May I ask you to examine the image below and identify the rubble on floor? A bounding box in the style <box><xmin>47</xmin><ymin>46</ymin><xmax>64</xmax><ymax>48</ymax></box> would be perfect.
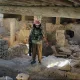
<box><xmin>0</xmin><ymin>55</ymin><xmax>79</xmax><ymax>80</ymax></box>
<box><xmin>16</xmin><ymin>73</ymin><xmax>29</xmax><ymax>80</ymax></box>
<box><xmin>58</xmin><ymin>63</ymin><xmax>71</xmax><ymax>71</ymax></box>
<box><xmin>0</xmin><ymin>76</ymin><xmax>13</xmax><ymax>80</ymax></box>
<box><xmin>0</xmin><ymin>37</ymin><xmax>80</xmax><ymax>80</ymax></box>
<box><xmin>41</xmin><ymin>56</ymin><xmax>71</xmax><ymax>69</ymax></box>
<box><xmin>59</xmin><ymin>47</ymin><xmax>72</xmax><ymax>55</ymax></box>
<box><xmin>7</xmin><ymin>44</ymin><xmax>28</xmax><ymax>59</ymax></box>
<box><xmin>66</xmin><ymin>72</ymin><xmax>80</xmax><ymax>79</ymax></box>
<box><xmin>69</xmin><ymin>45</ymin><xmax>80</xmax><ymax>52</ymax></box>
<box><xmin>56</xmin><ymin>39</ymin><xmax>80</xmax><ymax>60</ymax></box>
<box><xmin>0</xmin><ymin>39</ymin><xmax>8</xmax><ymax>59</ymax></box>
<box><xmin>68</xmin><ymin>40</ymin><xmax>78</xmax><ymax>45</ymax></box>
<box><xmin>73</xmin><ymin>61</ymin><xmax>80</xmax><ymax>68</ymax></box>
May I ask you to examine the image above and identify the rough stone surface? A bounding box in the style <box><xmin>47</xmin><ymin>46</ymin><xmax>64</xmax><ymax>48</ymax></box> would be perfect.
<box><xmin>16</xmin><ymin>73</ymin><xmax>29</xmax><ymax>80</ymax></box>
<box><xmin>0</xmin><ymin>39</ymin><xmax>8</xmax><ymax>59</ymax></box>
<box><xmin>0</xmin><ymin>76</ymin><xmax>13</xmax><ymax>80</ymax></box>
<box><xmin>69</xmin><ymin>45</ymin><xmax>80</xmax><ymax>52</ymax></box>
<box><xmin>0</xmin><ymin>6</ymin><xmax>80</xmax><ymax>18</ymax></box>
<box><xmin>59</xmin><ymin>47</ymin><xmax>72</xmax><ymax>55</ymax></box>
<box><xmin>0</xmin><ymin>55</ymin><xmax>79</xmax><ymax>80</ymax></box>
<box><xmin>7</xmin><ymin>44</ymin><xmax>28</xmax><ymax>59</ymax></box>
<box><xmin>66</xmin><ymin>72</ymin><xmax>80</xmax><ymax>80</ymax></box>
<box><xmin>0</xmin><ymin>0</ymin><xmax>80</xmax><ymax>7</ymax></box>
<box><xmin>59</xmin><ymin>64</ymin><xmax>71</xmax><ymax>71</ymax></box>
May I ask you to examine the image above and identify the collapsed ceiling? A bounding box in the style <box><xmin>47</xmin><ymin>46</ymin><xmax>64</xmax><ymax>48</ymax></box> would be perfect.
<box><xmin>0</xmin><ymin>0</ymin><xmax>80</xmax><ymax>7</ymax></box>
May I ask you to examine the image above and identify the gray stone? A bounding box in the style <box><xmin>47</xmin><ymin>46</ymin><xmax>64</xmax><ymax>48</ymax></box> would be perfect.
<box><xmin>69</xmin><ymin>45</ymin><xmax>80</xmax><ymax>52</ymax></box>
<box><xmin>7</xmin><ymin>44</ymin><xmax>28</xmax><ymax>59</ymax></box>
<box><xmin>58</xmin><ymin>63</ymin><xmax>71</xmax><ymax>71</ymax></box>
<box><xmin>59</xmin><ymin>47</ymin><xmax>72</xmax><ymax>55</ymax></box>
<box><xmin>0</xmin><ymin>76</ymin><xmax>13</xmax><ymax>80</ymax></box>
<box><xmin>16</xmin><ymin>73</ymin><xmax>29</xmax><ymax>80</ymax></box>
<box><xmin>0</xmin><ymin>39</ymin><xmax>8</xmax><ymax>59</ymax></box>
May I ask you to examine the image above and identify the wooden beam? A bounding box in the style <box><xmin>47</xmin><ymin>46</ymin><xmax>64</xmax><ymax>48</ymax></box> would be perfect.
<box><xmin>0</xmin><ymin>6</ymin><xmax>80</xmax><ymax>18</ymax></box>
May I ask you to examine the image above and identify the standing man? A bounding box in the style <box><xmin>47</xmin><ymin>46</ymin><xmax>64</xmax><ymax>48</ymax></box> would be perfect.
<box><xmin>28</xmin><ymin>33</ymin><xmax>32</xmax><ymax>56</ymax></box>
<box><xmin>30</xmin><ymin>20</ymin><xmax>43</xmax><ymax>64</ymax></box>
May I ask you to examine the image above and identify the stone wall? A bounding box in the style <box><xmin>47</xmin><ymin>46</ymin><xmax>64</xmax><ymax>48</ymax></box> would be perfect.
<box><xmin>3</xmin><ymin>18</ymin><xmax>20</xmax><ymax>32</ymax></box>
<box><xmin>66</xmin><ymin>23</ymin><xmax>80</xmax><ymax>44</ymax></box>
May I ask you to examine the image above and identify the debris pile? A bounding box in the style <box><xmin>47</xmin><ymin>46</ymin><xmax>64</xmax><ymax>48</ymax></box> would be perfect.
<box><xmin>16</xmin><ymin>73</ymin><xmax>30</xmax><ymax>80</ymax></box>
<box><xmin>56</xmin><ymin>38</ymin><xmax>80</xmax><ymax>59</ymax></box>
<box><xmin>0</xmin><ymin>39</ymin><xmax>8</xmax><ymax>59</ymax></box>
<box><xmin>41</xmin><ymin>55</ymin><xmax>80</xmax><ymax>80</ymax></box>
<box><xmin>7</xmin><ymin>44</ymin><xmax>28</xmax><ymax>59</ymax></box>
<box><xmin>0</xmin><ymin>76</ymin><xmax>13</xmax><ymax>80</ymax></box>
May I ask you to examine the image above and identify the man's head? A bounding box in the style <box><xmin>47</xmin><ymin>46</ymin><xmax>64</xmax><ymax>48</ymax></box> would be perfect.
<box><xmin>34</xmin><ymin>20</ymin><xmax>41</xmax><ymax>28</ymax></box>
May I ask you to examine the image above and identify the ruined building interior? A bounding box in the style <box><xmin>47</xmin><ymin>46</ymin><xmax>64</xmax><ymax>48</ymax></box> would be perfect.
<box><xmin>0</xmin><ymin>0</ymin><xmax>80</xmax><ymax>80</ymax></box>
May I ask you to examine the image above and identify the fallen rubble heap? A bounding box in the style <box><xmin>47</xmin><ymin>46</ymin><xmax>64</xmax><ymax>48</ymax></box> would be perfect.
<box><xmin>7</xmin><ymin>44</ymin><xmax>28</xmax><ymax>59</ymax></box>
<box><xmin>0</xmin><ymin>39</ymin><xmax>8</xmax><ymax>59</ymax></box>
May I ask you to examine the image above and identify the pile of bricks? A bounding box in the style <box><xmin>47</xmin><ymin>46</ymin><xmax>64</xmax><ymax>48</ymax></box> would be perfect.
<box><xmin>0</xmin><ymin>39</ymin><xmax>8</xmax><ymax>58</ymax></box>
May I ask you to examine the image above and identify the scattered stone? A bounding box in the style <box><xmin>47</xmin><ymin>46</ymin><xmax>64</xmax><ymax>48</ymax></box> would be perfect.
<box><xmin>59</xmin><ymin>47</ymin><xmax>72</xmax><ymax>55</ymax></box>
<box><xmin>74</xmin><ymin>61</ymin><xmax>80</xmax><ymax>68</ymax></box>
<box><xmin>69</xmin><ymin>45</ymin><xmax>80</xmax><ymax>52</ymax></box>
<box><xmin>0</xmin><ymin>39</ymin><xmax>8</xmax><ymax>59</ymax></box>
<box><xmin>73</xmin><ymin>53</ymin><xmax>78</xmax><ymax>57</ymax></box>
<box><xmin>69</xmin><ymin>40</ymin><xmax>78</xmax><ymax>45</ymax></box>
<box><xmin>66</xmin><ymin>72</ymin><xmax>80</xmax><ymax>80</ymax></box>
<box><xmin>69</xmin><ymin>52</ymin><xmax>80</xmax><ymax>59</ymax></box>
<box><xmin>69</xmin><ymin>55</ymin><xmax>79</xmax><ymax>59</ymax></box>
<box><xmin>42</xmin><ymin>56</ymin><xmax>71</xmax><ymax>68</ymax></box>
<box><xmin>16</xmin><ymin>73</ymin><xmax>30</xmax><ymax>80</ymax></box>
<box><xmin>55</xmin><ymin>54</ymin><xmax>67</xmax><ymax>58</ymax></box>
<box><xmin>51</xmin><ymin>46</ymin><xmax>58</xmax><ymax>55</ymax></box>
<box><xmin>7</xmin><ymin>44</ymin><xmax>28</xmax><ymax>59</ymax></box>
<box><xmin>0</xmin><ymin>76</ymin><xmax>13</xmax><ymax>80</ymax></box>
<box><xmin>58</xmin><ymin>63</ymin><xmax>71</xmax><ymax>71</ymax></box>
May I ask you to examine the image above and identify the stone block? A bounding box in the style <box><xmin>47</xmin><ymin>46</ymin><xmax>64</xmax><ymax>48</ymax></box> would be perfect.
<box><xmin>56</xmin><ymin>30</ymin><xmax>65</xmax><ymax>46</ymax></box>
<box><xmin>59</xmin><ymin>47</ymin><xmax>72</xmax><ymax>55</ymax></box>
<box><xmin>0</xmin><ymin>76</ymin><xmax>13</xmax><ymax>80</ymax></box>
<box><xmin>16</xmin><ymin>73</ymin><xmax>29</xmax><ymax>80</ymax></box>
<box><xmin>59</xmin><ymin>63</ymin><xmax>71</xmax><ymax>71</ymax></box>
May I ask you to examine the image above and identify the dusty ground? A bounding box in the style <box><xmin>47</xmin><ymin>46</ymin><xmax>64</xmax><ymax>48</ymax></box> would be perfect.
<box><xmin>0</xmin><ymin>54</ymin><xmax>80</xmax><ymax>80</ymax></box>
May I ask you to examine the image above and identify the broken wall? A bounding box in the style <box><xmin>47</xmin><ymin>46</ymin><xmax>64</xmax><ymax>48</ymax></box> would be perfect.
<box><xmin>66</xmin><ymin>23</ymin><xmax>80</xmax><ymax>44</ymax></box>
<box><xmin>3</xmin><ymin>18</ymin><xmax>19</xmax><ymax>32</ymax></box>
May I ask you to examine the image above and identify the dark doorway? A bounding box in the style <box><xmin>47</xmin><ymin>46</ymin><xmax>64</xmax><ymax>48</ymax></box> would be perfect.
<box><xmin>66</xmin><ymin>30</ymin><xmax>74</xmax><ymax>38</ymax></box>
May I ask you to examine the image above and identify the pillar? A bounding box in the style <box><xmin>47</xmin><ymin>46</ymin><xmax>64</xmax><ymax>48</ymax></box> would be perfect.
<box><xmin>56</xmin><ymin>17</ymin><xmax>60</xmax><ymax>25</ymax></box>
<box><xmin>0</xmin><ymin>14</ymin><xmax>3</xmax><ymax>27</ymax></box>
<box><xmin>10</xmin><ymin>19</ymin><xmax>16</xmax><ymax>46</ymax></box>
<box><xmin>21</xmin><ymin>15</ymin><xmax>26</xmax><ymax>21</ymax></box>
